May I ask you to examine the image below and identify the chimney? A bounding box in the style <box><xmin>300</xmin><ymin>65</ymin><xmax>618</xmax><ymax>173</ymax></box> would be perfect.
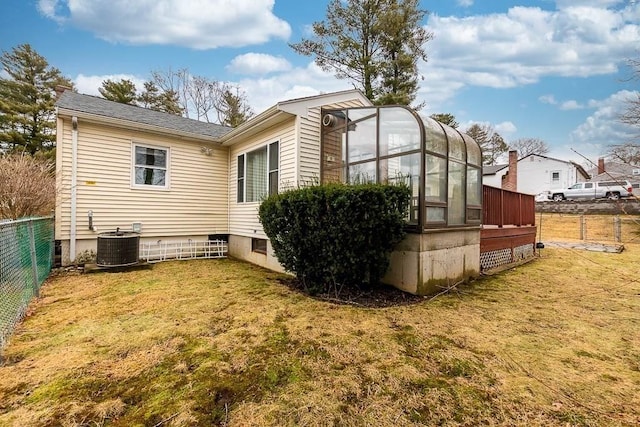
<box><xmin>501</xmin><ymin>150</ymin><xmax>518</xmax><ymax>192</ymax></box>
<box><xmin>597</xmin><ymin>158</ymin><xmax>605</xmax><ymax>175</ymax></box>
<box><xmin>54</xmin><ymin>84</ymin><xmax>71</xmax><ymax>99</ymax></box>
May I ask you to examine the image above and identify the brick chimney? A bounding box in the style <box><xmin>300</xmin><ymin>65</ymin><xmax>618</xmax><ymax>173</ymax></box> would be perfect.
<box><xmin>501</xmin><ymin>150</ymin><xmax>518</xmax><ymax>192</ymax></box>
<box><xmin>54</xmin><ymin>84</ymin><xmax>71</xmax><ymax>99</ymax></box>
<box><xmin>597</xmin><ymin>158</ymin><xmax>605</xmax><ymax>175</ymax></box>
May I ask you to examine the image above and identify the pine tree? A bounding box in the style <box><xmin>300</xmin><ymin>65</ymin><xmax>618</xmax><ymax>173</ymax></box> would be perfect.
<box><xmin>376</xmin><ymin>0</ymin><xmax>430</xmax><ymax>107</ymax></box>
<box><xmin>138</xmin><ymin>81</ymin><xmax>182</xmax><ymax>115</ymax></box>
<box><xmin>429</xmin><ymin>113</ymin><xmax>459</xmax><ymax>128</ymax></box>
<box><xmin>465</xmin><ymin>123</ymin><xmax>508</xmax><ymax>165</ymax></box>
<box><xmin>290</xmin><ymin>0</ymin><xmax>432</xmax><ymax>105</ymax></box>
<box><xmin>0</xmin><ymin>44</ymin><xmax>74</xmax><ymax>154</ymax></box>
<box><xmin>218</xmin><ymin>87</ymin><xmax>253</xmax><ymax>127</ymax></box>
<box><xmin>99</xmin><ymin>79</ymin><xmax>137</xmax><ymax>104</ymax></box>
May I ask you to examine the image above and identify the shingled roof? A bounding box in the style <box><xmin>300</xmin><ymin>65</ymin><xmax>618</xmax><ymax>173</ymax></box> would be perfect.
<box><xmin>56</xmin><ymin>91</ymin><xmax>233</xmax><ymax>140</ymax></box>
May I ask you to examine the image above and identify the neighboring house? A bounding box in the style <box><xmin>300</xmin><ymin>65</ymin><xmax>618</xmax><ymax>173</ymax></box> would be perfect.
<box><xmin>483</xmin><ymin>153</ymin><xmax>589</xmax><ymax>196</ymax></box>
<box><xmin>587</xmin><ymin>158</ymin><xmax>640</xmax><ymax>191</ymax></box>
<box><xmin>55</xmin><ymin>89</ymin><xmax>528</xmax><ymax>295</ymax></box>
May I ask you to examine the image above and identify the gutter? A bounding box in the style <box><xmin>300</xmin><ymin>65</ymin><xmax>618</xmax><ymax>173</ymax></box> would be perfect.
<box><xmin>219</xmin><ymin>106</ymin><xmax>282</xmax><ymax>145</ymax></box>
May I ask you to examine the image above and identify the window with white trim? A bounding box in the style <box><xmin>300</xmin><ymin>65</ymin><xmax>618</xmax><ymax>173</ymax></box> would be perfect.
<box><xmin>633</xmin><ymin>168</ymin><xmax>640</xmax><ymax>176</ymax></box>
<box><xmin>237</xmin><ymin>141</ymin><xmax>279</xmax><ymax>203</ymax></box>
<box><xmin>133</xmin><ymin>144</ymin><xmax>169</xmax><ymax>188</ymax></box>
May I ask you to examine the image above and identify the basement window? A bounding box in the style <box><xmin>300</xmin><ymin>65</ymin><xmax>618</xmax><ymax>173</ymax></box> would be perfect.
<box><xmin>252</xmin><ymin>238</ymin><xmax>267</xmax><ymax>254</ymax></box>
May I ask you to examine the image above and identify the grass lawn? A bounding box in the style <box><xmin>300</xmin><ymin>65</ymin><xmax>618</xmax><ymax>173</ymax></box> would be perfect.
<box><xmin>1</xmin><ymin>220</ymin><xmax>639</xmax><ymax>425</ymax></box>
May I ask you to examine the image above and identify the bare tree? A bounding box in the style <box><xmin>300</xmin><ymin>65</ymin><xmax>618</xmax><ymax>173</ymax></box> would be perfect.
<box><xmin>609</xmin><ymin>58</ymin><xmax>640</xmax><ymax>165</ymax></box>
<box><xmin>620</xmin><ymin>58</ymin><xmax>640</xmax><ymax>128</ymax></box>
<box><xmin>607</xmin><ymin>142</ymin><xmax>640</xmax><ymax>165</ymax></box>
<box><xmin>149</xmin><ymin>68</ymin><xmax>253</xmax><ymax>125</ymax></box>
<box><xmin>0</xmin><ymin>153</ymin><xmax>56</xmax><ymax>220</ymax></box>
<box><xmin>509</xmin><ymin>138</ymin><xmax>550</xmax><ymax>157</ymax></box>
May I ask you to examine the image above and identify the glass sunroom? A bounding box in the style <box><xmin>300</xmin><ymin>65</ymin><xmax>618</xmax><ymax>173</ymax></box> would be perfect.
<box><xmin>320</xmin><ymin>106</ymin><xmax>483</xmax><ymax>232</ymax></box>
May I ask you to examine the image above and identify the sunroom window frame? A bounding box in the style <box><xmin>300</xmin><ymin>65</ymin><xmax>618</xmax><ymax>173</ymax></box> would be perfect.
<box><xmin>320</xmin><ymin>106</ymin><xmax>483</xmax><ymax>232</ymax></box>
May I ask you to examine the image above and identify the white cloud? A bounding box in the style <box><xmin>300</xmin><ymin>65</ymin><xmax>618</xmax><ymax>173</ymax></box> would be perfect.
<box><xmin>227</xmin><ymin>53</ymin><xmax>292</xmax><ymax>75</ymax></box>
<box><xmin>539</xmin><ymin>94</ymin><xmax>558</xmax><ymax>104</ymax></box>
<box><xmin>570</xmin><ymin>90</ymin><xmax>637</xmax><ymax>148</ymax></box>
<box><xmin>555</xmin><ymin>0</ymin><xmax>624</xmax><ymax>9</ymax></box>
<box><xmin>38</xmin><ymin>0</ymin><xmax>291</xmax><ymax>49</ymax></box>
<box><xmin>495</xmin><ymin>121</ymin><xmax>518</xmax><ymax>135</ymax></box>
<box><xmin>74</xmin><ymin>73</ymin><xmax>146</xmax><ymax>96</ymax></box>
<box><xmin>236</xmin><ymin>62</ymin><xmax>353</xmax><ymax>112</ymax></box>
<box><xmin>421</xmin><ymin>2</ymin><xmax>640</xmax><ymax>107</ymax></box>
<box><xmin>560</xmin><ymin>100</ymin><xmax>585</xmax><ymax>110</ymax></box>
<box><xmin>457</xmin><ymin>0</ymin><xmax>473</xmax><ymax>7</ymax></box>
<box><xmin>459</xmin><ymin>120</ymin><xmax>517</xmax><ymax>137</ymax></box>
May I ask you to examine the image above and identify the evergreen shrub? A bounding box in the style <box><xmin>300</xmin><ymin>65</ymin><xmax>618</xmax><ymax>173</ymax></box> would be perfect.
<box><xmin>259</xmin><ymin>183</ymin><xmax>410</xmax><ymax>294</ymax></box>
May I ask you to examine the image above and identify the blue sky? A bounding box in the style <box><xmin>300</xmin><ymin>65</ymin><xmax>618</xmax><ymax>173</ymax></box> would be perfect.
<box><xmin>1</xmin><ymin>0</ymin><xmax>639</xmax><ymax>165</ymax></box>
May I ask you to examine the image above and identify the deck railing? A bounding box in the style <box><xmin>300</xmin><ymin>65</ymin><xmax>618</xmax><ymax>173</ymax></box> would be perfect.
<box><xmin>482</xmin><ymin>185</ymin><xmax>536</xmax><ymax>227</ymax></box>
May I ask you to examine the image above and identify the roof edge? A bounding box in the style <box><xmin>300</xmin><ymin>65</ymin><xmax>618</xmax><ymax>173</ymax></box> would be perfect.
<box><xmin>57</xmin><ymin>107</ymin><xmax>223</xmax><ymax>144</ymax></box>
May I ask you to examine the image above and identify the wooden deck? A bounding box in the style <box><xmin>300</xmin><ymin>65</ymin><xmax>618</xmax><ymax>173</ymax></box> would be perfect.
<box><xmin>480</xmin><ymin>225</ymin><xmax>537</xmax><ymax>253</ymax></box>
<box><xmin>480</xmin><ymin>186</ymin><xmax>537</xmax><ymax>271</ymax></box>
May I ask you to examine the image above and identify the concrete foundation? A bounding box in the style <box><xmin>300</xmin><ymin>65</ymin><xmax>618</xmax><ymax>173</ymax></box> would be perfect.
<box><xmin>227</xmin><ymin>235</ymin><xmax>286</xmax><ymax>273</ymax></box>
<box><xmin>382</xmin><ymin>228</ymin><xmax>481</xmax><ymax>295</ymax></box>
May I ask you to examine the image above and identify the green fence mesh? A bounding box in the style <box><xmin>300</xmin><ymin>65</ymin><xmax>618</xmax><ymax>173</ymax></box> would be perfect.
<box><xmin>0</xmin><ymin>217</ymin><xmax>54</xmax><ymax>350</ymax></box>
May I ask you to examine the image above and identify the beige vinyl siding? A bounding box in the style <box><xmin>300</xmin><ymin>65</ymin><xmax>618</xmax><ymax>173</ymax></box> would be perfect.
<box><xmin>56</xmin><ymin>119</ymin><xmax>228</xmax><ymax>241</ymax></box>
<box><xmin>298</xmin><ymin>99</ymin><xmax>367</xmax><ymax>182</ymax></box>
<box><xmin>229</xmin><ymin>118</ymin><xmax>296</xmax><ymax>238</ymax></box>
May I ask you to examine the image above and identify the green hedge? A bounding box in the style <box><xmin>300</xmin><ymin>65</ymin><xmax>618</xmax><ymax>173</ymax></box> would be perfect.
<box><xmin>259</xmin><ymin>183</ymin><xmax>410</xmax><ymax>294</ymax></box>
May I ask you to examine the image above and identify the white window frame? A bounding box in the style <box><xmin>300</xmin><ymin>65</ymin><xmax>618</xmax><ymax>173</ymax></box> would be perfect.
<box><xmin>131</xmin><ymin>142</ymin><xmax>170</xmax><ymax>190</ymax></box>
<box><xmin>551</xmin><ymin>171</ymin><xmax>560</xmax><ymax>183</ymax></box>
<box><xmin>237</xmin><ymin>141</ymin><xmax>279</xmax><ymax>203</ymax></box>
<box><xmin>632</xmin><ymin>168</ymin><xmax>640</xmax><ymax>176</ymax></box>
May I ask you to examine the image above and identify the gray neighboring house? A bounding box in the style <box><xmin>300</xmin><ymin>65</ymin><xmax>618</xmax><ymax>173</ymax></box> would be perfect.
<box><xmin>588</xmin><ymin>158</ymin><xmax>640</xmax><ymax>191</ymax></box>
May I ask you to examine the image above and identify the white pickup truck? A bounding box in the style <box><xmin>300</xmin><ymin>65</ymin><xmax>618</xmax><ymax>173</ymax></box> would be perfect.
<box><xmin>550</xmin><ymin>180</ymin><xmax>633</xmax><ymax>201</ymax></box>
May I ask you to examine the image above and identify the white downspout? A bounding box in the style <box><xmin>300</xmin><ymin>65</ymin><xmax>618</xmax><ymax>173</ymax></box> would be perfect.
<box><xmin>70</xmin><ymin>116</ymin><xmax>78</xmax><ymax>262</ymax></box>
<box><xmin>227</xmin><ymin>148</ymin><xmax>231</xmax><ymax>234</ymax></box>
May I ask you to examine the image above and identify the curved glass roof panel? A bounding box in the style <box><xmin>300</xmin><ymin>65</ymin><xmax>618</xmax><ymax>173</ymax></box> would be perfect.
<box><xmin>379</xmin><ymin>107</ymin><xmax>421</xmax><ymax>156</ymax></box>
<box><xmin>463</xmin><ymin>134</ymin><xmax>482</xmax><ymax>166</ymax></box>
<box><xmin>444</xmin><ymin>126</ymin><xmax>465</xmax><ymax>161</ymax></box>
<box><xmin>421</xmin><ymin>116</ymin><xmax>447</xmax><ymax>155</ymax></box>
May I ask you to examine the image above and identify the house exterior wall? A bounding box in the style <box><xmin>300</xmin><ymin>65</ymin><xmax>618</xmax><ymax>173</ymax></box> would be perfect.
<box><xmin>227</xmin><ymin>96</ymin><xmax>368</xmax><ymax>270</ymax></box>
<box><xmin>485</xmin><ymin>155</ymin><xmax>585</xmax><ymax>195</ymax></box>
<box><xmin>55</xmin><ymin>117</ymin><xmax>228</xmax><ymax>264</ymax></box>
<box><xmin>298</xmin><ymin>99</ymin><xmax>368</xmax><ymax>183</ymax></box>
<box><xmin>228</xmin><ymin>117</ymin><xmax>297</xmax><ymax>240</ymax></box>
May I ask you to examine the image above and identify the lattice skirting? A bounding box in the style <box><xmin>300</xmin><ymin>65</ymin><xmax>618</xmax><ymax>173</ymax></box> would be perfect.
<box><xmin>480</xmin><ymin>243</ymin><xmax>534</xmax><ymax>271</ymax></box>
<box><xmin>140</xmin><ymin>240</ymin><xmax>228</xmax><ymax>263</ymax></box>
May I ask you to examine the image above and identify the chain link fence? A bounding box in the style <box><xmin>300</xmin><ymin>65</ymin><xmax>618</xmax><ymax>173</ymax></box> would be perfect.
<box><xmin>0</xmin><ymin>216</ymin><xmax>54</xmax><ymax>350</ymax></box>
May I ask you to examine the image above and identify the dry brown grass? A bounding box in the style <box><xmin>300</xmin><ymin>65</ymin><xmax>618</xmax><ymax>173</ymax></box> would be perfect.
<box><xmin>1</xmin><ymin>245</ymin><xmax>639</xmax><ymax>426</ymax></box>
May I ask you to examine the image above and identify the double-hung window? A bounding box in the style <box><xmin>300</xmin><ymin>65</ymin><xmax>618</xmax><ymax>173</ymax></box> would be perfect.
<box><xmin>237</xmin><ymin>141</ymin><xmax>279</xmax><ymax>203</ymax></box>
<box><xmin>133</xmin><ymin>143</ymin><xmax>169</xmax><ymax>189</ymax></box>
